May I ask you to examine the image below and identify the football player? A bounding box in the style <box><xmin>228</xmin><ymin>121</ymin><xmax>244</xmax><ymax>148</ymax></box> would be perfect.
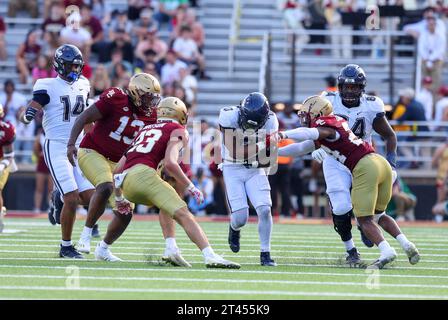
<box><xmin>112</xmin><ymin>97</ymin><xmax>240</xmax><ymax>269</ymax></box>
<box><xmin>67</xmin><ymin>73</ymin><xmax>190</xmax><ymax>266</ymax></box>
<box><xmin>312</xmin><ymin>64</ymin><xmax>398</xmax><ymax>266</ymax></box>
<box><xmin>19</xmin><ymin>44</ymin><xmax>95</xmax><ymax>258</ymax></box>
<box><xmin>279</xmin><ymin>95</ymin><xmax>420</xmax><ymax>269</ymax></box>
<box><xmin>0</xmin><ymin>104</ymin><xmax>16</xmax><ymax>233</ymax></box>
<box><xmin>219</xmin><ymin>92</ymin><xmax>278</xmax><ymax>266</ymax></box>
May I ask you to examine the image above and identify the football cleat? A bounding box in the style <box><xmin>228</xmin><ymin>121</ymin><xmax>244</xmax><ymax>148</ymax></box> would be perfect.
<box><xmin>77</xmin><ymin>237</ymin><xmax>91</xmax><ymax>254</ymax></box>
<box><xmin>94</xmin><ymin>243</ymin><xmax>122</xmax><ymax>262</ymax></box>
<box><xmin>404</xmin><ymin>242</ymin><xmax>420</xmax><ymax>265</ymax></box>
<box><xmin>346</xmin><ymin>247</ymin><xmax>366</xmax><ymax>268</ymax></box>
<box><xmin>205</xmin><ymin>255</ymin><xmax>241</xmax><ymax>269</ymax></box>
<box><xmin>358</xmin><ymin>226</ymin><xmax>374</xmax><ymax>248</ymax></box>
<box><xmin>59</xmin><ymin>245</ymin><xmax>84</xmax><ymax>259</ymax></box>
<box><xmin>162</xmin><ymin>249</ymin><xmax>192</xmax><ymax>268</ymax></box>
<box><xmin>228</xmin><ymin>225</ymin><xmax>240</xmax><ymax>253</ymax></box>
<box><xmin>260</xmin><ymin>252</ymin><xmax>277</xmax><ymax>267</ymax></box>
<box><xmin>367</xmin><ymin>248</ymin><xmax>397</xmax><ymax>270</ymax></box>
<box><xmin>92</xmin><ymin>224</ymin><xmax>101</xmax><ymax>238</ymax></box>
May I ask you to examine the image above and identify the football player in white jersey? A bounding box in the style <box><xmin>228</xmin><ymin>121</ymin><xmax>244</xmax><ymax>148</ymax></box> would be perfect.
<box><xmin>20</xmin><ymin>44</ymin><xmax>95</xmax><ymax>259</ymax></box>
<box><xmin>219</xmin><ymin>92</ymin><xmax>279</xmax><ymax>266</ymax></box>
<box><xmin>313</xmin><ymin>64</ymin><xmax>401</xmax><ymax>266</ymax></box>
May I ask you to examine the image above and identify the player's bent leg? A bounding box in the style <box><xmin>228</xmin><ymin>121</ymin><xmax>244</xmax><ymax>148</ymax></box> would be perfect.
<box><xmin>160</xmin><ymin>210</ymin><xmax>191</xmax><ymax>268</ymax></box>
<box><xmin>332</xmin><ymin>210</ymin><xmax>363</xmax><ymax>267</ymax></box>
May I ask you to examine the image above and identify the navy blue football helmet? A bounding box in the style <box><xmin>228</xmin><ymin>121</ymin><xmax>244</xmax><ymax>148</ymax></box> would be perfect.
<box><xmin>337</xmin><ymin>64</ymin><xmax>366</xmax><ymax>107</ymax></box>
<box><xmin>53</xmin><ymin>44</ymin><xmax>84</xmax><ymax>82</ymax></box>
<box><xmin>238</xmin><ymin>92</ymin><xmax>270</xmax><ymax>131</ymax></box>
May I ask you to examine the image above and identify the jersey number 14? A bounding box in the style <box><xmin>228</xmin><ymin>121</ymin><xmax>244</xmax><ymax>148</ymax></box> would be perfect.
<box><xmin>61</xmin><ymin>95</ymin><xmax>85</xmax><ymax>122</ymax></box>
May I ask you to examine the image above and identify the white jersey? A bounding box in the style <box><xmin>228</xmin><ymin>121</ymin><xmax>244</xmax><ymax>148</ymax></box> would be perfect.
<box><xmin>322</xmin><ymin>91</ymin><xmax>385</xmax><ymax>143</ymax></box>
<box><xmin>33</xmin><ymin>76</ymin><xmax>90</xmax><ymax>144</ymax></box>
<box><xmin>218</xmin><ymin>106</ymin><xmax>279</xmax><ymax>166</ymax></box>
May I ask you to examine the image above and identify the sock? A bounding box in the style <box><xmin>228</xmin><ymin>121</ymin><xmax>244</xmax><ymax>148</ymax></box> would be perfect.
<box><xmin>396</xmin><ymin>234</ymin><xmax>410</xmax><ymax>249</ymax></box>
<box><xmin>81</xmin><ymin>226</ymin><xmax>93</xmax><ymax>239</ymax></box>
<box><xmin>61</xmin><ymin>240</ymin><xmax>72</xmax><ymax>247</ymax></box>
<box><xmin>378</xmin><ymin>240</ymin><xmax>392</xmax><ymax>256</ymax></box>
<box><xmin>435</xmin><ymin>215</ymin><xmax>444</xmax><ymax>223</ymax></box>
<box><xmin>201</xmin><ymin>246</ymin><xmax>215</xmax><ymax>258</ymax></box>
<box><xmin>343</xmin><ymin>239</ymin><xmax>355</xmax><ymax>251</ymax></box>
<box><xmin>99</xmin><ymin>240</ymin><xmax>109</xmax><ymax>250</ymax></box>
<box><xmin>256</xmin><ymin>206</ymin><xmax>272</xmax><ymax>253</ymax></box>
<box><xmin>165</xmin><ymin>237</ymin><xmax>178</xmax><ymax>250</ymax></box>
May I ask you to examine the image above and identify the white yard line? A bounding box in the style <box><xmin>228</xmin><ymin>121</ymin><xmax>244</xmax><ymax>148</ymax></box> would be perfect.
<box><xmin>1</xmin><ymin>273</ymin><xmax>448</xmax><ymax>289</ymax></box>
<box><xmin>0</xmin><ymin>285</ymin><xmax>446</xmax><ymax>299</ymax></box>
<box><xmin>1</xmin><ymin>264</ymin><xmax>447</xmax><ymax>279</ymax></box>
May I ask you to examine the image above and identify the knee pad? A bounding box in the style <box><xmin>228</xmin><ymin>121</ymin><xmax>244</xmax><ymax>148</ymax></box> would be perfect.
<box><xmin>327</xmin><ymin>190</ymin><xmax>352</xmax><ymax>215</ymax></box>
<box><xmin>231</xmin><ymin>208</ymin><xmax>249</xmax><ymax>230</ymax></box>
<box><xmin>332</xmin><ymin>210</ymin><xmax>353</xmax><ymax>242</ymax></box>
<box><xmin>256</xmin><ymin>205</ymin><xmax>271</xmax><ymax>221</ymax></box>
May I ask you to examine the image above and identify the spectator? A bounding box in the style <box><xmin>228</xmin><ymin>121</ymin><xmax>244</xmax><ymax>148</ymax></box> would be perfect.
<box><xmin>418</xmin><ymin>14</ymin><xmax>446</xmax><ymax>97</ymax></box>
<box><xmin>135</xmin><ymin>30</ymin><xmax>168</xmax><ymax>67</ymax></box>
<box><xmin>60</xmin><ymin>11</ymin><xmax>92</xmax><ymax>60</ymax></box>
<box><xmin>172</xmin><ymin>25</ymin><xmax>210</xmax><ymax>79</ymax></box>
<box><xmin>162</xmin><ymin>82</ymin><xmax>175</xmax><ymax>97</ymax></box>
<box><xmin>0</xmin><ymin>17</ymin><xmax>6</xmax><ymax>61</ymax></box>
<box><xmin>187</xmin><ymin>167</ymin><xmax>214</xmax><ymax>216</ymax></box>
<box><xmin>403</xmin><ymin>6</ymin><xmax>446</xmax><ymax>39</ymax></box>
<box><xmin>33</xmin><ymin>129</ymin><xmax>54</xmax><ymax>213</ymax></box>
<box><xmin>323</xmin><ymin>0</ymin><xmax>354</xmax><ymax>59</ymax></box>
<box><xmin>416</xmin><ymin>76</ymin><xmax>434</xmax><ymax>122</ymax></box>
<box><xmin>81</xmin><ymin>4</ymin><xmax>104</xmax><ymax>48</ymax></box>
<box><xmin>109</xmin><ymin>10</ymin><xmax>133</xmax><ymax>43</ymax></box>
<box><xmin>161</xmin><ymin>49</ymin><xmax>187</xmax><ymax>85</ymax></box>
<box><xmin>106</xmin><ymin>29</ymin><xmax>135</xmax><ymax>63</ymax></box>
<box><xmin>307</xmin><ymin>0</ymin><xmax>327</xmax><ymax>53</ymax></box>
<box><xmin>388</xmin><ymin>177</ymin><xmax>417</xmax><ymax>222</ymax></box>
<box><xmin>0</xmin><ymin>80</ymin><xmax>27</xmax><ymax>128</ymax></box>
<box><xmin>276</xmin><ymin>102</ymin><xmax>300</xmax><ymax>129</ymax></box>
<box><xmin>277</xmin><ymin>0</ymin><xmax>309</xmax><ymax>55</ymax></box>
<box><xmin>324</xmin><ymin>75</ymin><xmax>337</xmax><ymax>92</ymax></box>
<box><xmin>64</xmin><ymin>0</ymin><xmax>85</xmax><ymax>8</ymax></box>
<box><xmin>8</xmin><ymin>0</ymin><xmax>39</xmax><ymax>18</ymax></box>
<box><xmin>32</xmin><ymin>54</ymin><xmax>57</xmax><ymax>84</ymax></box>
<box><xmin>91</xmin><ymin>64</ymin><xmax>111</xmax><ymax>97</ymax></box>
<box><xmin>16</xmin><ymin>29</ymin><xmax>42</xmax><ymax>84</ymax></box>
<box><xmin>42</xmin><ymin>1</ymin><xmax>66</xmax><ymax>34</ymax></box>
<box><xmin>183</xmin><ymin>8</ymin><xmax>205</xmax><ymax>50</ymax></box>
<box><xmin>154</xmin><ymin>0</ymin><xmax>189</xmax><ymax>29</ymax></box>
<box><xmin>106</xmin><ymin>48</ymin><xmax>134</xmax><ymax>79</ymax></box>
<box><xmin>127</xmin><ymin>0</ymin><xmax>153</xmax><ymax>21</ymax></box>
<box><xmin>87</xmin><ymin>0</ymin><xmax>112</xmax><ymax>24</ymax></box>
<box><xmin>435</xmin><ymin>85</ymin><xmax>448</xmax><ymax>127</ymax></box>
<box><xmin>132</xmin><ymin>7</ymin><xmax>159</xmax><ymax>42</ymax></box>
<box><xmin>173</xmin><ymin>83</ymin><xmax>189</xmax><ymax>108</ymax></box>
<box><xmin>179</xmin><ymin>66</ymin><xmax>197</xmax><ymax>106</ymax></box>
<box><xmin>142</xmin><ymin>61</ymin><xmax>160</xmax><ymax>79</ymax></box>
<box><xmin>41</xmin><ymin>26</ymin><xmax>62</xmax><ymax>57</ymax></box>
<box><xmin>111</xmin><ymin>63</ymin><xmax>132</xmax><ymax>87</ymax></box>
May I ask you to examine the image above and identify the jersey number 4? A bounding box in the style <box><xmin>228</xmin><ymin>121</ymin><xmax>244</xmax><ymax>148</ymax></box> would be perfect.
<box><xmin>61</xmin><ymin>95</ymin><xmax>85</xmax><ymax>122</ymax></box>
<box><xmin>127</xmin><ymin>129</ymin><xmax>162</xmax><ymax>154</ymax></box>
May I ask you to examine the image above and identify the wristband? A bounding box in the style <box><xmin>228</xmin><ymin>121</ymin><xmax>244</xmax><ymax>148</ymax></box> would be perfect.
<box><xmin>24</xmin><ymin>106</ymin><xmax>38</xmax><ymax>123</ymax></box>
<box><xmin>187</xmin><ymin>183</ymin><xmax>195</xmax><ymax>191</ymax></box>
<box><xmin>115</xmin><ymin>195</ymin><xmax>124</xmax><ymax>202</ymax></box>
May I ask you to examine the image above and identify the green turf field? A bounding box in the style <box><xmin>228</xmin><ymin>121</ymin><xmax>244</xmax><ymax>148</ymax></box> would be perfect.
<box><xmin>0</xmin><ymin>217</ymin><xmax>448</xmax><ymax>299</ymax></box>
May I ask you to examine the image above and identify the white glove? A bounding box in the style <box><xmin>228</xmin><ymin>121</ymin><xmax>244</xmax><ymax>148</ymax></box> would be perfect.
<box><xmin>187</xmin><ymin>183</ymin><xmax>204</xmax><ymax>204</ymax></box>
<box><xmin>311</xmin><ymin>148</ymin><xmax>327</xmax><ymax>164</ymax></box>
<box><xmin>391</xmin><ymin>169</ymin><xmax>398</xmax><ymax>184</ymax></box>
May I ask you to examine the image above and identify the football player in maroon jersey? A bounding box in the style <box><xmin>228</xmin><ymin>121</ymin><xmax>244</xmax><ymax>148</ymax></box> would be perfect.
<box><xmin>0</xmin><ymin>103</ymin><xmax>16</xmax><ymax>233</ymax></box>
<box><xmin>278</xmin><ymin>96</ymin><xmax>420</xmax><ymax>269</ymax></box>
<box><xmin>112</xmin><ymin>97</ymin><xmax>240</xmax><ymax>268</ymax></box>
<box><xmin>67</xmin><ymin>73</ymin><xmax>189</xmax><ymax>265</ymax></box>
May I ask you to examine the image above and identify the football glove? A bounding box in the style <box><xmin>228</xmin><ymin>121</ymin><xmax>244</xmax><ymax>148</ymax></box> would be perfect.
<box><xmin>115</xmin><ymin>195</ymin><xmax>132</xmax><ymax>215</ymax></box>
<box><xmin>187</xmin><ymin>183</ymin><xmax>204</xmax><ymax>204</ymax></box>
<box><xmin>311</xmin><ymin>148</ymin><xmax>327</xmax><ymax>163</ymax></box>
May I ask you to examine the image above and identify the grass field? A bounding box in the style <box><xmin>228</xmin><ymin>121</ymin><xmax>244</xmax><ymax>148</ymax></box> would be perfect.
<box><xmin>1</xmin><ymin>216</ymin><xmax>448</xmax><ymax>300</ymax></box>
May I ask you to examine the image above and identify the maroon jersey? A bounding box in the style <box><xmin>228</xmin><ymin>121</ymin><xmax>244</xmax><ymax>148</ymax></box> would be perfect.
<box><xmin>123</xmin><ymin>121</ymin><xmax>186</xmax><ymax>171</ymax></box>
<box><xmin>0</xmin><ymin>121</ymin><xmax>15</xmax><ymax>159</ymax></box>
<box><xmin>312</xmin><ymin>115</ymin><xmax>374</xmax><ymax>171</ymax></box>
<box><xmin>80</xmin><ymin>87</ymin><xmax>157</xmax><ymax>162</ymax></box>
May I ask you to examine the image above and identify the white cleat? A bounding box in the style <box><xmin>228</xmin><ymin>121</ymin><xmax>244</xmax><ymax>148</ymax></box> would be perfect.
<box><xmin>162</xmin><ymin>249</ymin><xmax>192</xmax><ymax>268</ymax></box>
<box><xmin>205</xmin><ymin>255</ymin><xmax>241</xmax><ymax>269</ymax></box>
<box><xmin>76</xmin><ymin>237</ymin><xmax>91</xmax><ymax>254</ymax></box>
<box><xmin>404</xmin><ymin>242</ymin><xmax>420</xmax><ymax>265</ymax></box>
<box><xmin>367</xmin><ymin>248</ymin><xmax>397</xmax><ymax>270</ymax></box>
<box><xmin>94</xmin><ymin>243</ymin><xmax>122</xmax><ymax>262</ymax></box>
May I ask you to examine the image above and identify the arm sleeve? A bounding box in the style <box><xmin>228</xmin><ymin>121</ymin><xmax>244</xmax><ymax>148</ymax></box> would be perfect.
<box><xmin>278</xmin><ymin>140</ymin><xmax>316</xmax><ymax>157</ymax></box>
<box><xmin>32</xmin><ymin>80</ymin><xmax>50</xmax><ymax>107</ymax></box>
<box><xmin>283</xmin><ymin>127</ymin><xmax>320</xmax><ymax>141</ymax></box>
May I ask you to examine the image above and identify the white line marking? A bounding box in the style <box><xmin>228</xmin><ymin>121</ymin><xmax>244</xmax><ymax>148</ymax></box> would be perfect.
<box><xmin>0</xmin><ymin>285</ymin><xmax>446</xmax><ymax>299</ymax></box>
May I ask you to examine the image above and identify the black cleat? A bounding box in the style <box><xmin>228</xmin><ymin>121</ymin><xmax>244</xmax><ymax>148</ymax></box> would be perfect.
<box><xmin>228</xmin><ymin>225</ymin><xmax>240</xmax><ymax>253</ymax></box>
<box><xmin>92</xmin><ymin>224</ymin><xmax>101</xmax><ymax>238</ymax></box>
<box><xmin>260</xmin><ymin>252</ymin><xmax>277</xmax><ymax>267</ymax></box>
<box><xmin>346</xmin><ymin>247</ymin><xmax>366</xmax><ymax>268</ymax></box>
<box><xmin>50</xmin><ymin>190</ymin><xmax>63</xmax><ymax>225</ymax></box>
<box><xmin>59</xmin><ymin>245</ymin><xmax>84</xmax><ymax>259</ymax></box>
<box><xmin>358</xmin><ymin>226</ymin><xmax>374</xmax><ymax>248</ymax></box>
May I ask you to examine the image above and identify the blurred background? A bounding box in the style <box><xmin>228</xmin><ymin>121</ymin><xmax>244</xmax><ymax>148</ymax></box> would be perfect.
<box><xmin>1</xmin><ymin>0</ymin><xmax>448</xmax><ymax>223</ymax></box>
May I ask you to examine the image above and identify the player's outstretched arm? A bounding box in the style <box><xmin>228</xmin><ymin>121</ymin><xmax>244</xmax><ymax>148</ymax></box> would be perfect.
<box><xmin>67</xmin><ymin>104</ymin><xmax>104</xmax><ymax>166</ymax></box>
<box><xmin>278</xmin><ymin>140</ymin><xmax>316</xmax><ymax>158</ymax></box>
<box><xmin>373</xmin><ymin>116</ymin><xmax>397</xmax><ymax>168</ymax></box>
<box><xmin>279</xmin><ymin>127</ymin><xmax>335</xmax><ymax>142</ymax></box>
